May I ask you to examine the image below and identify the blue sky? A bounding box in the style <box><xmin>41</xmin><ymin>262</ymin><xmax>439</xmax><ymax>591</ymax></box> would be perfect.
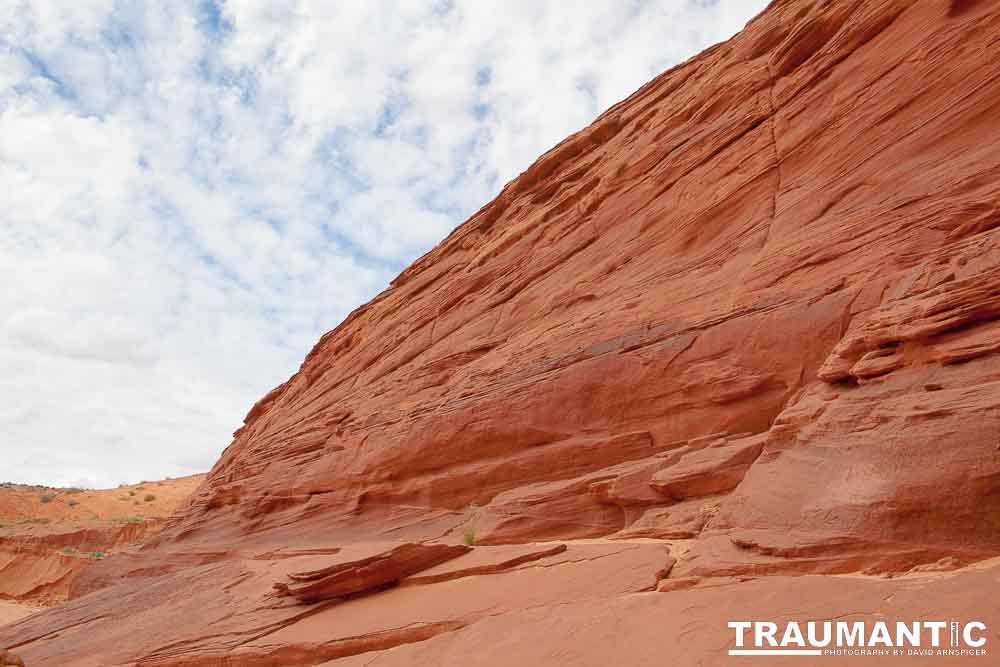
<box><xmin>0</xmin><ymin>0</ymin><xmax>768</xmax><ymax>488</ymax></box>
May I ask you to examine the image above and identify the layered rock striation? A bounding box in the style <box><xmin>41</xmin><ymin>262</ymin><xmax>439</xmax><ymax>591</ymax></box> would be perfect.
<box><xmin>4</xmin><ymin>0</ymin><xmax>1000</xmax><ymax>664</ymax></box>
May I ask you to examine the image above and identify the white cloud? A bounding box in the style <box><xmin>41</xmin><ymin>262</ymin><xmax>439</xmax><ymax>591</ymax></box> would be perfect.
<box><xmin>0</xmin><ymin>0</ymin><xmax>768</xmax><ymax>487</ymax></box>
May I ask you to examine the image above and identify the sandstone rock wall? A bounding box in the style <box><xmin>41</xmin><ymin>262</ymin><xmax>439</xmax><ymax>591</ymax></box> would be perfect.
<box><xmin>4</xmin><ymin>1</ymin><xmax>1000</xmax><ymax>665</ymax></box>
<box><xmin>169</xmin><ymin>0</ymin><xmax>1000</xmax><ymax>570</ymax></box>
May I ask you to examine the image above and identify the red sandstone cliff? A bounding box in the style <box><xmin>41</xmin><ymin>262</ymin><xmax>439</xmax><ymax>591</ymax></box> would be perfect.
<box><xmin>0</xmin><ymin>477</ymin><xmax>205</xmax><ymax>609</ymax></box>
<box><xmin>3</xmin><ymin>0</ymin><xmax>1000</xmax><ymax>664</ymax></box>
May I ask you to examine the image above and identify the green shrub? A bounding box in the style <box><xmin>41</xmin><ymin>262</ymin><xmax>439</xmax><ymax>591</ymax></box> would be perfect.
<box><xmin>90</xmin><ymin>550</ymin><xmax>106</xmax><ymax>560</ymax></box>
<box><xmin>62</xmin><ymin>547</ymin><xmax>78</xmax><ymax>556</ymax></box>
<box><xmin>40</xmin><ymin>493</ymin><xmax>54</xmax><ymax>503</ymax></box>
<box><xmin>462</xmin><ymin>526</ymin><xmax>476</xmax><ymax>547</ymax></box>
<box><xmin>109</xmin><ymin>515</ymin><xmax>144</xmax><ymax>524</ymax></box>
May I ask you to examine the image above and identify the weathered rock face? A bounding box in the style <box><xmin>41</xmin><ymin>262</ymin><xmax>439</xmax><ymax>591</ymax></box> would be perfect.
<box><xmin>0</xmin><ymin>476</ymin><xmax>205</xmax><ymax>608</ymax></box>
<box><xmin>273</xmin><ymin>543</ymin><xmax>471</xmax><ymax>603</ymax></box>
<box><xmin>0</xmin><ymin>521</ymin><xmax>156</xmax><ymax>605</ymax></box>
<box><xmin>4</xmin><ymin>0</ymin><xmax>1000</xmax><ymax>664</ymax></box>
<box><xmin>0</xmin><ymin>648</ymin><xmax>26</xmax><ymax>667</ymax></box>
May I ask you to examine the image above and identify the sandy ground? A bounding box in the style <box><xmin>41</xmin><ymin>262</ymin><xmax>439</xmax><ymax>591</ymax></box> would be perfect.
<box><xmin>0</xmin><ymin>600</ymin><xmax>41</xmax><ymax>627</ymax></box>
<box><xmin>0</xmin><ymin>474</ymin><xmax>205</xmax><ymax>525</ymax></box>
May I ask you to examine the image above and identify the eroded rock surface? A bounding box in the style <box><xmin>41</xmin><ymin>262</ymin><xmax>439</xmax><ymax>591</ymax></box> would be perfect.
<box><xmin>0</xmin><ymin>521</ymin><xmax>155</xmax><ymax>605</ymax></box>
<box><xmin>0</xmin><ymin>648</ymin><xmax>26</xmax><ymax>667</ymax></box>
<box><xmin>0</xmin><ymin>476</ymin><xmax>205</xmax><ymax>608</ymax></box>
<box><xmin>4</xmin><ymin>0</ymin><xmax>1000</xmax><ymax>664</ymax></box>
<box><xmin>274</xmin><ymin>543</ymin><xmax>471</xmax><ymax>603</ymax></box>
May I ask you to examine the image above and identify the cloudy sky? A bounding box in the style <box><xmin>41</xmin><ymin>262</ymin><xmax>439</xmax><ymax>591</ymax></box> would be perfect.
<box><xmin>1</xmin><ymin>0</ymin><xmax>768</xmax><ymax>488</ymax></box>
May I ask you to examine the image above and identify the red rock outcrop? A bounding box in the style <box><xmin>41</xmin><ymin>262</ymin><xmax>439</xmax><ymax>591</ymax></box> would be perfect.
<box><xmin>0</xmin><ymin>477</ymin><xmax>205</xmax><ymax>609</ymax></box>
<box><xmin>0</xmin><ymin>521</ymin><xmax>156</xmax><ymax>605</ymax></box>
<box><xmin>0</xmin><ymin>648</ymin><xmax>26</xmax><ymax>667</ymax></box>
<box><xmin>4</xmin><ymin>0</ymin><xmax>1000</xmax><ymax>664</ymax></box>
<box><xmin>273</xmin><ymin>543</ymin><xmax>471</xmax><ymax>603</ymax></box>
